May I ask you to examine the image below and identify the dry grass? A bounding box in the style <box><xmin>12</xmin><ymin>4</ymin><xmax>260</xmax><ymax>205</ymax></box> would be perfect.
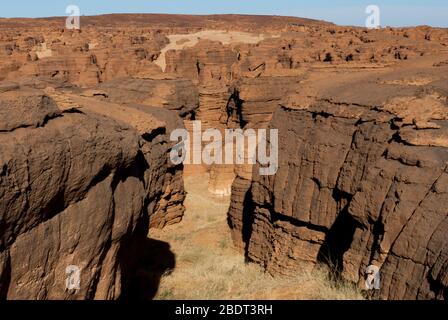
<box><xmin>149</xmin><ymin>173</ymin><xmax>363</xmax><ymax>300</ymax></box>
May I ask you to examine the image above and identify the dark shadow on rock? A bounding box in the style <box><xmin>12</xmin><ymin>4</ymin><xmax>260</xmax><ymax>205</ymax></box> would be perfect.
<box><xmin>317</xmin><ymin>192</ymin><xmax>360</xmax><ymax>280</ymax></box>
<box><xmin>116</xmin><ymin>150</ymin><xmax>175</xmax><ymax>300</ymax></box>
<box><xmin>224</xmin><ymin>90</ymin><xmax>247</xmax><ymax>128</ymax></box>
<box><xmin>428</xmin><ymin>269</ymin><xmax>448</xmax><ymax>300</ymax></box>
<box><xmin>241</xmin><ymin>187</ymin><xmax>255</xmax><ymax>261</ymax></box>
<box><xmin>0</xmin><ymin>252</ymin><xmax>11</xmax><ymax>299</ymax></box>
<box><xmin>119</xmin><ymin>237</ymin><xmax>175</xmax><ymax>300</ymax></box>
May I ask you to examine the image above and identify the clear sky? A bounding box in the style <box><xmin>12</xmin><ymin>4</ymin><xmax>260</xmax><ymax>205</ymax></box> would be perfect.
<box><xmin>1</xmin><ymin>1</ymin><xmax>447</xmax><ymax>27</ymax></box>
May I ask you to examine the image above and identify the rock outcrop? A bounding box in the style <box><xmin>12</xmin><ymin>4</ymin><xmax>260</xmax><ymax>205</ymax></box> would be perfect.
<box><xmin>1</xmin><ymin>13</ymin><xmax>448</xmax><ymax>300</ymax></box>
<box><xmin>228</xmin><ymin>56</ymin><xmax>448</xmax><ymax>300</ymax></box>
<box><xmin>95</xmin><ymin>77</ymin><xmax>198</xmax><ymax>119</ymax></box>
<box><xmin>0</xmin><ymin>85</ymin><xmax>185</xmax><ymax>299</ymax></box>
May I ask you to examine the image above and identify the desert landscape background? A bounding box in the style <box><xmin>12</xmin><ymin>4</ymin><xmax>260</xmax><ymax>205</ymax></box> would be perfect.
<box><xmin>0</xmin><ymin>13</ymin><xmax>447</xmax><ymax>300</ymax></box>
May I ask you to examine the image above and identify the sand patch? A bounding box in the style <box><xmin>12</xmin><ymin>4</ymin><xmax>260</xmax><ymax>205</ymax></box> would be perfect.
<box><xmin>149</xmin><ymin>173</ymin><xmax>363</xmax><ymax>300</ymax></box>
<box><xmin>379</xmin><ymin>77</ymin><xmax>434</xmax><ymax>86</ymax></box>
<box><xmin>154</xmin><ymin>30</ymin><xmax>273</xmax><ymax>71</ymax></box>
<box><xmin>35</xmin><ymin>43</ymin><xmax>52</xmax><ymax>59</ymax></box>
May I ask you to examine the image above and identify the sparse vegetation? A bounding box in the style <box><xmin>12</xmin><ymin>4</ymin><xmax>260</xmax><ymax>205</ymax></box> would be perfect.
<box><xmin>150</xmin><ymin>173</ymin><xmax>363</xmax><ymax>300</ymax></box>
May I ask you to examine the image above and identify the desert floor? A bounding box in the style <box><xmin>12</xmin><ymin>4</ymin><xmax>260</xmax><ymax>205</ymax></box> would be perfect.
<box><xmin>149</xmin><ymin>173</ymin><xmax>363</xmax><ymax>300</ymax></box>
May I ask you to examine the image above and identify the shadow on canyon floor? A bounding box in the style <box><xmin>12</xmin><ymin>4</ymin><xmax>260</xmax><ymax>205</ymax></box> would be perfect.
<box><xmin>121</xmin><ymin>237</ymin><xmax>176</xmax><ymax>300</ymax></box>
<box><xmin>148</xmin><ymin>173</ymin><xmax>363</xmax><ymax>300</ymax></box>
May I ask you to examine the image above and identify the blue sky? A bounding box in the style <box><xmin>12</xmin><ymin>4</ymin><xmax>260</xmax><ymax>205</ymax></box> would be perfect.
<box><xmin>1</xmin><ymin>1</ymin><xmax>447</xmax><ymax>27</ymax></box>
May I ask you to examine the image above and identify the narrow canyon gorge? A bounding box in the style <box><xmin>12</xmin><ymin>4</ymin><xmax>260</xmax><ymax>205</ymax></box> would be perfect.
<box><xmin>0</xmin><ymin>14</ymin><xmax>447</xmax><ymax>300</ymax></box>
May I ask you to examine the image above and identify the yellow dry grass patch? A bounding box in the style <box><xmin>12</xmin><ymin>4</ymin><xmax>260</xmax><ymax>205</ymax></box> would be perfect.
<box><xmin>149</xmin><ymin>173</ymin><xmax>363</xmax><ymax>300</ymax></box>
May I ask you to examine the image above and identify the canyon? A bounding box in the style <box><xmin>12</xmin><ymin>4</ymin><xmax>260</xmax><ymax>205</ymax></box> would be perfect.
<box><xmin>0</xmin><ymin>14</ymin><xmax>447</xmax><ymax>300</ymax></box>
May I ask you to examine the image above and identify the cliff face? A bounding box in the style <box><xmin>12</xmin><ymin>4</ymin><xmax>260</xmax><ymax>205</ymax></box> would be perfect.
<box><xmin>1</xmin><ymin>14</ymin><xmax>448</xmax><ymax>300</ymax></box>
<box><xmin>96</xmin><ymin>77</ymin><xmax>199</xmax><ymax>119</ymax></box>
<box><xmin>228</xmin><ymin>57</ymin><xmax>448</xmax><ymax>300</ymax></box>
<box><xmin>0</xmin><ymin>84</ymin><xmax>185</xmax><ymax>299</ymax></box>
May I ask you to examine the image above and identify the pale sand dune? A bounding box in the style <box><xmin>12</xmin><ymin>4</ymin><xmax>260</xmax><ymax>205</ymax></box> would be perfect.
<box><xmin>154</xmin><ymin>30</ymin><xmax>274</xmax><ymax>71</ymax></box>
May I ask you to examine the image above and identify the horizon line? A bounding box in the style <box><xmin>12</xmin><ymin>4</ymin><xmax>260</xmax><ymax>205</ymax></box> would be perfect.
<box><xmin>0</xmin><ymin>12</ymin><xmax>446</xmax><ymax>29</ymax></box>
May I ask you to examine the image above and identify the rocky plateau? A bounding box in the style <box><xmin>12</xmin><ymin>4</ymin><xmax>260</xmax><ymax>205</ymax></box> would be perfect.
<box><xmin>0</xmin><ymin>14</ymin><xmax>447</xmax><ymax>300</ymax></box>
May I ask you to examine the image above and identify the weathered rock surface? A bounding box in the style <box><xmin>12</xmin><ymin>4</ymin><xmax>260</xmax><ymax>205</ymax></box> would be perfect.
<box><xmin>0</xmin><ymin>85</ymin><xmax>185</xmax><ymax>299</ymax></box>
<box><xmin>96</xmin><ymin>77</ymin><xmax>198</xmax><ymax>119</ymax></box>
<box><xmin>228</xmin><ymin>56</ymin><xmax>448</xmax><ymax>300</ymax></box>
<box><xmin>1</xmin><ymin>13</ymin><xmax>448</xmax><ymax>300</ymax></box>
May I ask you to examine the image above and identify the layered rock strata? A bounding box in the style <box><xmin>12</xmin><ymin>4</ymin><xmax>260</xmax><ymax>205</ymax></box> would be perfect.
<box><xmin>0</xmin><ymin>14</ymin><xmax>448</xmax><ymax>301</ymax></box>
<box><xmin>0</xmin><ymin>85</ymin><xmax>185</xmax><ymax>299</ymax></box>
<box><xmin>228</xmin><ymin>57</ymin><xmax>448</xmax><ymax>300</ymax></box>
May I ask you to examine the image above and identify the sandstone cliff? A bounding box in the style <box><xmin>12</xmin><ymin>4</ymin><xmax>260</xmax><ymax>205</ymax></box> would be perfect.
<box><xmin>0</xmin><ymin>83</ymin><xmax>185</xmax><ymax>299</ymax></box>
<box><xmin>0</xmin><ymin>14</ymin><xmax>447</xmax><ymax>300</ymax></box>
<box><xmin>228</xmin><ymin>56</ymin><xmax>448</xmax><ymax>300</ymax></box>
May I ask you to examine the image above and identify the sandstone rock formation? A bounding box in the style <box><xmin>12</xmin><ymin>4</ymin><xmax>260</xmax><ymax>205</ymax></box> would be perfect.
<box><xmin>0</xmin><ymin>83</ymin><xmax>184</xmax><ymax>299</ymax></box>
<box><xmin>0</xmin><ymin>13</ymin><xmax>447</xmax><ymax>300</ymax></box>
<box><xmin>95</xmin><ymin>77</ymin><xmax>198</xmax><ymax>119</ymax></box>
<box><xmin>228</xmin><ymin>56</ymin><xmax>448</xmax><ymax>300</ymax></box>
